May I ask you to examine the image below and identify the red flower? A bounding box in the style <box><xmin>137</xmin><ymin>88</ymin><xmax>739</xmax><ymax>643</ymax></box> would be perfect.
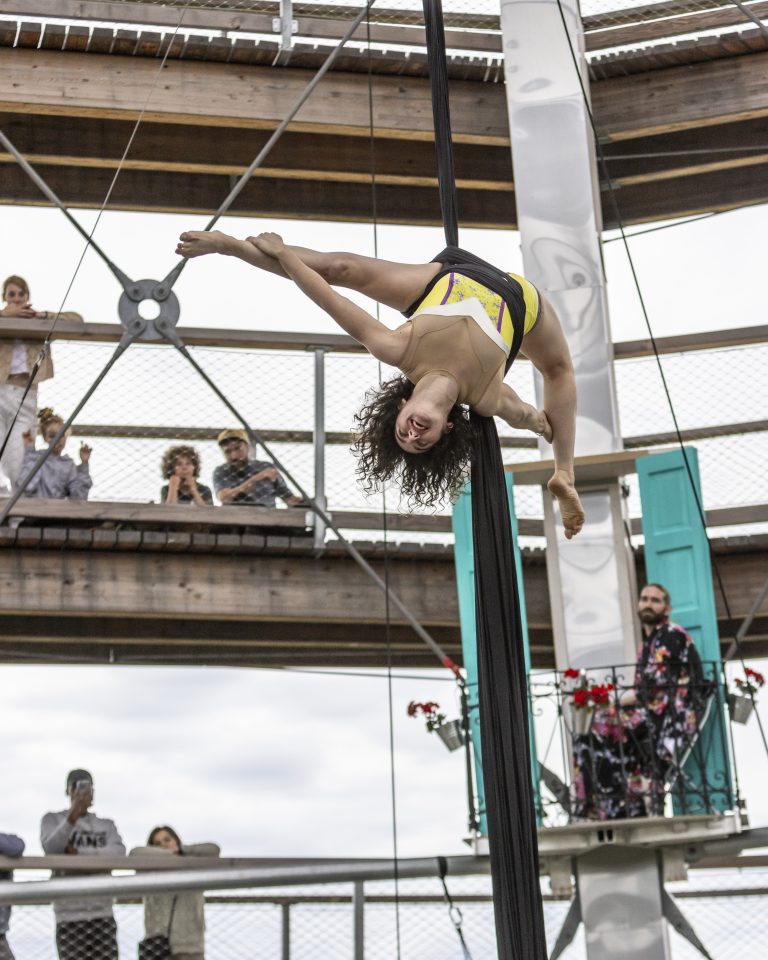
<box><xmin>564</xmin><ymin>668</ymin><xmax>580</xmax><ymax>679</ymax></box>
<box><xmin>407</xmin><ymin>701</ymin><xmax>418</xmax><ymax>717</ymax></box>
<box><xmin>745</xmin><ymin>667</ymin><xmax>765</xmax><ymax>687</ymax></box>
<box><xmin>573</xmin><ymin>688</ymin><xmax>589</xmax><ymax>708</ymax></box>
<box><xmin>590</xmin><ymin>685</ymin><xmax>611</xmax><ymax>706</ymax></box>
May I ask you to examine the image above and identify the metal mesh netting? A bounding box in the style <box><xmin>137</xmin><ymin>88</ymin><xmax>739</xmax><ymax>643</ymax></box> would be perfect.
<box><xmin>4</xmin><ymin>871</ymin><xmax>768</xmax><ymax>959</ymax></box>
<box><xmin>1</xmin><ymin>332</ymin><xmax>756</xmax><ymax>542</ymax></box>
<box><xmin>11</xmin><ymin>0</ymin><xmax>767</xmax><ymax>59</ymax></box>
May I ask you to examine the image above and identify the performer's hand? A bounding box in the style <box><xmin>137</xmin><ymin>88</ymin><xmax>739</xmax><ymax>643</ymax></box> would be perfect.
<box><xmin>250</xmin><ymin>232</ymin><xmax>285</xmax><ymax>258</ymax></box>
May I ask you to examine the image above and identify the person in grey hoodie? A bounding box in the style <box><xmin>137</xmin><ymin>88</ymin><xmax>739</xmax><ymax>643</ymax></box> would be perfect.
<box><xmin>0</xmin><ymin>831</ymin><xmax>25</xmax><ymax>960</ymax></box>
<box><xmin>20</xmin><ymin>408</ymin><xmax>93</xmax><ymax>499</ymax></box>
<box><xmin>131</xmin><ymin>827</ymin><xmax>220</xmax><ymax>960</ymax></box>
<box><xmin>41</xmin><ymin>769</ymin><xmax>125</xmax><ymax>960</ymax></box>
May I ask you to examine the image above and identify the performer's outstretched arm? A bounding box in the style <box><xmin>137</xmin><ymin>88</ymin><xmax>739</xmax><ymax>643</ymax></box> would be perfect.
<box><xmin>247</xmin><ymin>233</ymin><xmax>404</xmax><ymax>365</ymax></box>
<box><xmin>517</xmin><ymin>296</ymin><xmax>585</xmax><ymax>539</ymax></box>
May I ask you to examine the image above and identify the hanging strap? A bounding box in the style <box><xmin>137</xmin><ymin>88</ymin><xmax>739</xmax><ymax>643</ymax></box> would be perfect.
<box><xmin>437</xmin><ymin>857</ymin><xmax>473</xmax><ymax>960</ymax></box>
<box><xmin>401</xmin><ymin>244</ymin><xmax>527</xmax><ymax>369</ymax></box>
<box><xmin>422</xmin><ymin>0</ymin><xmax>459</xmax><ymax>246</ymax></box>
<box><xmin>420</xmin><ymin>3</ymin><xmax>548</xmax><ymax>959</ymax></box>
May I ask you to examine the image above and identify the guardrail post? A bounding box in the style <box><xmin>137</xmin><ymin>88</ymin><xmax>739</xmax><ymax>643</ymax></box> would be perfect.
<box><xmin>281</xmin><ymin>901</ymin><xmax>291</xmax><ymax>960</ymax></box>
<box><xmin>311</xmin><ymin>346</ymin><xmax>329</xmax><ymax>553</ymax></box>
<box><xmin>353</xmin><ymin>880</ymin><xmax>365</xmax><ymax>959</ymax></box>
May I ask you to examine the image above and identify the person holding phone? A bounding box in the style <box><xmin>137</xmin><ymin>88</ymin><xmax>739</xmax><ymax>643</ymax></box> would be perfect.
<box><xmin>41</xmin><ymin>769</ymin><xmax>126</xmax><ymax>960</ymax></box>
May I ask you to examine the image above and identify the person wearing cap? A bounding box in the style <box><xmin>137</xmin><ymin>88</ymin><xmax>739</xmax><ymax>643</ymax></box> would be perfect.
<box><xmin>40</xmin><ymin>770</ymin><xmax>125</xmax><ymax>960</ymax></box>
<box><xmin>0</xmin><ymin>830</ymin><xmax>25</xmax><ymax>960</ymax></box>
<box><xmin>212</xmin><ymin>429</ymin><xmax>302</xmax><ymax>508</ymax></box>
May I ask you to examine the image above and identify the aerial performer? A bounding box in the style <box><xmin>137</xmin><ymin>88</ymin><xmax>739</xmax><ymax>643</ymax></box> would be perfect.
<box><xmin>177</xmin><ymin>230</ymin><xmax>585</xmax><ymax>537</ymax></box>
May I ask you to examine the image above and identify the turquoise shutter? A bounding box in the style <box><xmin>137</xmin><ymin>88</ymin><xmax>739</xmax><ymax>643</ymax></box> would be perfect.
<box><xmin>452</xmin><ymin>474</ymin><xmax>539</xmax><ymax>834</ymax></box>
<box><xmin>637</xmin><ymin>448</ymin><xmax>733</xmax><ymax>813</ymax></box>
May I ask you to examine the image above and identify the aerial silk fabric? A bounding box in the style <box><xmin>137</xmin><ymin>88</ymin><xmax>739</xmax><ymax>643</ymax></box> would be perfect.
<box><xmin>420</xmin><ymin>1</ymin><xmax>548</xmax><ymax>957</ymax></box>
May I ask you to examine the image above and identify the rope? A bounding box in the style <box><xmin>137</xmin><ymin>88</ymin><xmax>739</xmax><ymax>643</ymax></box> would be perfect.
<box><xmin>364</xmin><ymin>7</ymin><xmax>402</xmax><ymax>954</ymax></box>
<box><xmin>553</xmin><ymin>0</ymin><xmax>768</xmax><ymax>762</ymax></box>
<box><xmin>420</xmin><ymin>3</ymin><xmax>547</xmax><ymax>957</ymax></box>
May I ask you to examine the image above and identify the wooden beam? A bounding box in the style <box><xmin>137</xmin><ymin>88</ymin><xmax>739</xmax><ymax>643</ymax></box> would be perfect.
<box><xmin>0</xmin><ymin>1</ymin><xmax>504</xmax><ymax>55</ymax></box>
<box><xmin>0</xmin><ymin>532</ymin><xmax>764</xmax><ymax>668</ymax></box>
<box><xmin>3</xmin><ymin>45</ymin><xmax>768</xmax><ymax>146</ymax></box>
<box><xmin>5</xmin><ymin>496</ymin><xmax>313</xmax><ymax>530</ymax></box>
<box><xmin>0</xmin><ymin>161</ymin><xmax>517</xmax><ymax>228</ymax></box>
<box><xmin>0</xmin><ymin>48</ymin><xmax>512</xmax><ymax>143</ymax></box>
<box><xmin>0</xmin><ymin>543</ymin><xmax>461</xmax><ymax>629</ymax></box>
<box><xmin>613</xmin><ymin>324</ymin><xmax>768</xmax><ymax>359</ymax></box>
<box><xmin>0</xmin><ymin>111</ymin><xmax>515</xmax><ymax>191</ymax></box>
<box><xmin>585</xmin><ymin>1</ymin><xmax>768</xmax><ymax>52</ymax></box>
<box><xmin>0</xmin><ymin>318</ymin><xmax>763</xmax><ymax>358</ymax></box>
<box><xmin>591</xmin><ymin>51</ymin><xmax>768</xmax><ymax>141</ymax></box>
<box><xmin>6</xmin><ymin>0</ymin><xmax>768</xmax><ymax>58</ymax></box>
<box><xmin>604</xmin><ymin>160</ymin><xmax>768</xmax><ymax>224</ymax></box>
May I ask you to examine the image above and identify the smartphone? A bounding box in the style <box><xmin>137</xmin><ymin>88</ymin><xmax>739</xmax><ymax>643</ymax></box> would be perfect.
<box><xmin>74</xmin><ymin>779</ymin><xmax>93</xmax><ymax>795</ymax></box>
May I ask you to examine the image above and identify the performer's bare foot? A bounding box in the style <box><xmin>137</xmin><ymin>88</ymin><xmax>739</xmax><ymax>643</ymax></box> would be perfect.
<box><xmin>547</xmin><ymin>470</ymin><xmax>585</xmax><ymax>540</ymax></box>
<box><xmin>175</xmin><ymin>230</ymin><xmax>231</xmax><ymax>259</ymax></box>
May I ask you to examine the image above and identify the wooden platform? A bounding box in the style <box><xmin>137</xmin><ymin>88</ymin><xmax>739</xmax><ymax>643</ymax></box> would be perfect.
<box><xmin>0</xmin><ymin>502</ymin><xmax>765</xmax><ymax>669</ymax></box>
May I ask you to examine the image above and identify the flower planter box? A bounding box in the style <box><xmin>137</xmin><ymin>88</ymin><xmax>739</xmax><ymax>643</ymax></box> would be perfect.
<box><xmin>436</xmin><ymin>719</ymin><xmax>465</xmax><ymax>752</ymax></box>
<box><xmin>565</xmin><ymin>703</ymin><xmax>593</xmax><ymax>736</ymax></box>
<box><xmin>728</xmin><ymin>692</ymin><xmax>756</xmax><ymax>725</ymax></box>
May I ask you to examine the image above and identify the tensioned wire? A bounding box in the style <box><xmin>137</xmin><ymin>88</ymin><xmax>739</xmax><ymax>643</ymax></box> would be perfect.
<box><xmin>0</xmin><ymin>0</ymin><xmax>196</xmax><ymax>466</ymax></box>
<box><xmin>364</xmin><ymin>6</ymin><xmax>403</xmax><ymax>953</ymax></box>
<box><xmin>554</xmin><ymin>0</ymin><xmax>768</xmax><ymax>766</ymax></box>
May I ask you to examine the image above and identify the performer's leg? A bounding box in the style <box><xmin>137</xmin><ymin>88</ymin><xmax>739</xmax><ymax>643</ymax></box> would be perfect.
<box><xmin>176</xmin><ymin>231</ymin><xmax>440</xmax><ymax>312</ymax></box>
<box><xmin>519</xmin><ymin>295</ymin><xmax>585</xmax><ymax>539</ymax></box>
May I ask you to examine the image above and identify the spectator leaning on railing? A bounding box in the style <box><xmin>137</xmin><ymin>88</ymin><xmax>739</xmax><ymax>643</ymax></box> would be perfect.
<box><xmin>160</xmin><ymin>445</ymin><xmax>213</xmax><ymax>506</ymax></box>
<box><xmin>0</xmin><ymin>274</ymin><xmax>75</xmax><ymax>493</ymax></box>
<box><xmin>131</xmin><ymin>826</ymin><xmax>220</xmax><ymax>960</ymax></box>
<box><xmin>19</xmin><ymin>408</ymin><xmax>93</xmax><ymax>500</ymax></box>
<box><xmin>0</xmin><ymin>830</ymin><xmax>25</xmax><ymax>960</ymax></box>
<box><xmin>212</xmin><ymin>429</ymin><xmax>302</xmax><ymax>508</ymax></box>
<box><xmin>40</xmin><ymin>769</ymin><xmax>126</xmax><ymax>960</ymax></box>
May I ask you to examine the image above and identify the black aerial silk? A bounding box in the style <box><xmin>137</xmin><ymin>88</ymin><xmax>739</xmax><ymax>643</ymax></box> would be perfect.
<box><xmin>418</xmin><ymin>2</ymin><xmax>548</xmax><ymax>957</ymax></box>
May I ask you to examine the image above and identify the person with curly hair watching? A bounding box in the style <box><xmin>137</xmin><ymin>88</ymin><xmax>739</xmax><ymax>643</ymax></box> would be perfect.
<box><xmin>160</xmin><ymin>445</ymin><xmax>213</xmax><ymax>506</ymax></box>
<box><xmin>176</xmin><ymin>230</ymin><xmax>584</xmax><ymax>536</ymax></box>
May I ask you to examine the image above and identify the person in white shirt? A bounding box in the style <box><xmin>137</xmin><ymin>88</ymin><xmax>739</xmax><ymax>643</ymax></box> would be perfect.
<box><xmin>41</xmin><ymin>769</ymin><xmax>125</xmax><ymax>960</ymax></box>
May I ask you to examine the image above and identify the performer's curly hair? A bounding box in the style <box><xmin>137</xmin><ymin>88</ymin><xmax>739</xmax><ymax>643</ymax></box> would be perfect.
<box><xmin>352</xmin><ymin>377</ymin><xmax>476</xmax><ymax>508</ymax></box>
<box><xmin>161</xmin><ymin>444</ymin><xmax>202</xmax><ymax>479</ymax></box>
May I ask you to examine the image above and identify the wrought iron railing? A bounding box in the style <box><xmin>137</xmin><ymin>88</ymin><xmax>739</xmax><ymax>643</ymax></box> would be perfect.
<box><xmin>529</xmin><ymin>661</ymin><xmax>741</xmax><ymax>825</ymax></box>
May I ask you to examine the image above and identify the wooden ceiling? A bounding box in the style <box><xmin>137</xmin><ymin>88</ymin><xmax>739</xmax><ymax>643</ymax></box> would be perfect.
<box><xmin>1</xmin><ymin>2</ymin><xmax>767</xmax><ymax>226</ymax></box>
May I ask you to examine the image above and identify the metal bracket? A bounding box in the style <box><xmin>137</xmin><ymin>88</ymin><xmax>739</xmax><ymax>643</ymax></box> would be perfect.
<box><xmin>117</xmin><ymin>278</ymin><xmax>181</xmax><ymax>341</ymax></box>
<box><xmin>272</xmin><ymin>0</ymin><xmax>296</xmax><ymax>65</ymax></box>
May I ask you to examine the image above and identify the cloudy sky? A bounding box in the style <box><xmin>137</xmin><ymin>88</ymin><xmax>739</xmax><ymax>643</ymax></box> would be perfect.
<box><xmin>1</xmin><ymin>190</ymin><xmax>767</xmax><ymax>861</ymax></box>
